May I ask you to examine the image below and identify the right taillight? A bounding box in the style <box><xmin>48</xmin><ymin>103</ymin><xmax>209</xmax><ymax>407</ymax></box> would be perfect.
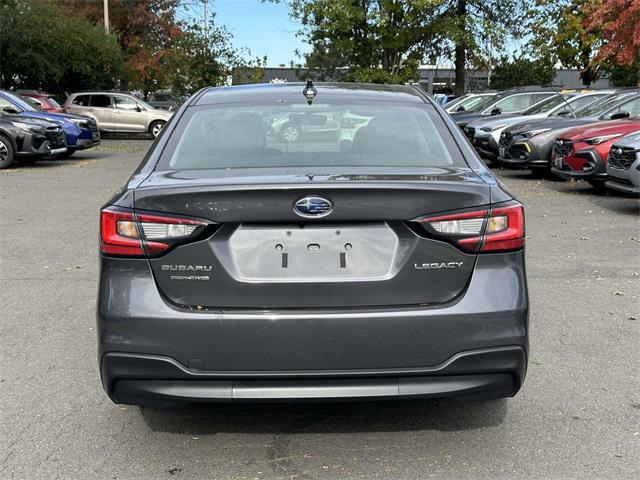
<box><xmin>418</xmin><ymin>203</ymin><xmax>525</xmax><ymax>253</ymax></box>
<box><xmin>100</xmin><ymin>208</ymin><xmax>209</xmax><ymax>257</ymax></box>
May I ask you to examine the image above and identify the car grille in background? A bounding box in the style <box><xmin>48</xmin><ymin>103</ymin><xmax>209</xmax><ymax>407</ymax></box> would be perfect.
<box><xmin>608</xmin><ymin>146</ymin><xmax>637</xmax><ymax>170</ymax></box>
<box><xmin>552</xmin><ymin>138</ymin><xmax>573</xmax><ymax>157</ymax></box>
<box><xmin>45</xmin><ymin>127</ymin><xmax>66</xmax><ymax>148</ymax></box>
<box><xmin>463</xmin><ymin>126</ymin><xmax>475</xmax><ymax>140</ymax></box>
<box><xmin>499</xmin><ymin>132</ymin><xmax>513</xmax><ymax>149</ymax></box>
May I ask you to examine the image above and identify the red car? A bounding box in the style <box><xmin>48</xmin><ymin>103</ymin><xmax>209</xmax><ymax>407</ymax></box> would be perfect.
<box><xmin>17</xmin><ymin>90</ymin><xmax>64</xmax><ymax>113</ymax></box>
<box><xmin>550</xmin><ymin>119</ymin><xmax>640</xmax><ymax>186</ymax></box>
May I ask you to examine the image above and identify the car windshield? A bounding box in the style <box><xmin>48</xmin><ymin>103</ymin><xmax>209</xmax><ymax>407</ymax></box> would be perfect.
<box><xmin>576</xmin><ymin>93</ymin><xmax>634</xmax><ymax>117</ymax></box>
<box><xmin>522</xmin><ymin>94</ymin><xmax>570</xmax><ymax>115</ymax></box>
<box><xmin>450</xmin><ymin>95</ymin><xmax>495</xmax><ymax>113</ymax></box>
<box><xmin>47</xmin><ymin>97</ymin><xmax>62</xmax><ymax>108</ymax></box>
<box><xmin>20</xmin><ymin>95</ymin><xmax>42</xmax><ymax>110</ymax></box>
<box><xmin>164</xmin><ymin>101</ymin><xmax>461</xmax><ymax>170</ymax></box>
<box><xmin>2</xmin><ymin>91</ymin><xmax>36</xmax><ymax>112</ymax></box>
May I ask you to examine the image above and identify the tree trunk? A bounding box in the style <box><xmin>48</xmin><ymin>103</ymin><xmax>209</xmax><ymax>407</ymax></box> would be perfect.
<box><xmin>455</xmin><ymin>43</ymin><xmax>466</xmax><ymax>96</ymax></box>
<box><xmin>454</xmin><ymin>0</ymin><xmax>467</xmax><ymax>96</ymax></box>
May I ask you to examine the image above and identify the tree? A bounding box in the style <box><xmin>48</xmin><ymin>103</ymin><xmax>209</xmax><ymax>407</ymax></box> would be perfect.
<box><xmin>0</xmin><ymin>0</ymin><xmax>123</xmax><ymax>95</ymax></box>
<box><xmin>584</xmin><ymin>0</ymin><xmax>640</xmax><ymax>84</ymax></box>
<box><xmin>282</xmin><ymin>0</ymin><xmax>443</xmax><ymax>84</ymax></box>
<box><xmin>165</xmin><ymin>21</ymin><xmax>246</xmax><ymax>98</ymax></box>
<box><xmin>61</xmin><ymin>0</ymin><xmax>184</xmax><ymax>95</ymax></box>
<box><xmin>490</xmin><ymin>55</ymin><xmax>556</xmax><ymax>90</ymax></box>
<box><xmin>527</xmin><ymin>0</ymin><xmax>602</xmax><ymax>86</ymax></box>
<box><xmin>431</xmin><ymin>0</ymin><xmax>527</xmax><ymax>95</ymax></box>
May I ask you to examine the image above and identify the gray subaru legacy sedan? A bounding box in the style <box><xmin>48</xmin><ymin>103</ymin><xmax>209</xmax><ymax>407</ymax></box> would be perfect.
<box><xmin>98</xmin><ymin>83</ymin><xmax>528</xmax><ymax>406</ymax></box>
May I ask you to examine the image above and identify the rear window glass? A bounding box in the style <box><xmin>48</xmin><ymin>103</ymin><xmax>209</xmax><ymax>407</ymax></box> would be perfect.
<box><xmin>90</xmin><ymin>95</ymin><xmax>112</xmax><ymax>108</ymax></box>
<box><xmin>72</xmin><ymin>95</ymin><xmax>90</xmax><ymax>106</ymax></box>
<box><xmin>162</xmin><ymin>101</ymin><xmax>463</xmax><ymax>170</ymax></box>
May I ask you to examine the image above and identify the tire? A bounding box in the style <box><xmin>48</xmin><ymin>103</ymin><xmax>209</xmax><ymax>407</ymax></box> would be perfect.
<box><xmin>281</xmin><ymin>123</ymin><xmax>301</xmax><ymax>143</ymax></box>
<box><xmin>0</xmin><ymin>135</ymin><xmax>15</xmax><ymax>169</ymax></box>
<box><xmin>149</xmin><ymin>121</ymin><xmax>166</xmax><ymax>139</ymax></box>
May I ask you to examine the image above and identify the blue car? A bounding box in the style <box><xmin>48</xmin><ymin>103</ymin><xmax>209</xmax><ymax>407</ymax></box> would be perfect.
<box><xmin>0</xmin><ymin>90</ymin><xmax>100</xmax><ymax>157</ymax></box>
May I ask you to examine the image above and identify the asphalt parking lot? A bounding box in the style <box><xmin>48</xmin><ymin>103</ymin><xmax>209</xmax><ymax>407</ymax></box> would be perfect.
<box><xmin>1</xmin><ymin>139</ymin><xmax>638</xmax><ymax>480</ymax></box>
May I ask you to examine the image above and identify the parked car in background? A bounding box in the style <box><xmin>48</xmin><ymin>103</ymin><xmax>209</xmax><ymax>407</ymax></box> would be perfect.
<box><xmin>497</xmin><ymin>91</ymin><xmax>640</xmax><ymax>172</ymax></box>
<box><xmin>146</xmin><ymin>90</ymin><xmax>183</xmax><ymax>111</ymax></box>
<box><xmin>550</xmin><ymin>119</ymin><xmax>640</xmax><ymax>187</ymax></box>
<box><xmin>606</xmin><ymin>132</ymin><xmax>640</xmax><ymax>195</ymax></box>
<box><xmin>97</xmin><ymin>83</ymin><xmax>528</xmax><ymax>406</ymax></box>
<box><xmin>444</xmin><ymin>92</ymin><xmax>498</xmax><ymax>114</ymax></box>
<box><xmin>18</xmin><ymin>90</ymin><xmax>65</xmax><ymax>112</ymax></box>
<box><xmin>65</xmin><ymin>91</ymin><xmax>173</xmax><ymax>138</ymax></box>
<box><xmin>0</xmin><ymin>89</ymin><xmax>99</xmax><ymax>158</ymax></box>
<box><xmin>464</xmin><ymin>92</ymin><xmax>610</xmax><ymax>159</ymax></box>
<box><xmin>0</xmin><ymin>112</ymin><xmax>66</xmax><ymax>168</ymax></box>
<box><xmin>450</xmin><ymin>87</ymin><xmax>556</xmax><ymax>127</ymax></box>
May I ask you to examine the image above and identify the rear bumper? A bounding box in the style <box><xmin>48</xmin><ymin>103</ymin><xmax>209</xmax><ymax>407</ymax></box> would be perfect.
<box><xmin>104</xmin><ymin>347</ymin><xmax>526</xmax><ymax>405</ymax></box>
<box><xmin>98</xmin><ymin>252</ymin><xmax>529</xmax><ymax>404</ymax></box>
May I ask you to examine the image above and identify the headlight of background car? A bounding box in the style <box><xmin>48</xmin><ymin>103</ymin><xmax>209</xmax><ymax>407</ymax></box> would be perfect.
<box><xmin>522</xmin><ymin>128</ymin><xmax>551</xmax><ymax>138</ymax></box>
<box><xmin>481</xmin><ymin>124</ymin><xmax>506</xmax><ymax>132</ymax></box>
<box><xmin>11</xmin><ymin>121</ymin><xmax>44</xmax><ymax>133</ymax></box>
<box><xmin>582</xmin><ymin>133</ymin><xmax>623</xmax><ymax>145</ymax></box>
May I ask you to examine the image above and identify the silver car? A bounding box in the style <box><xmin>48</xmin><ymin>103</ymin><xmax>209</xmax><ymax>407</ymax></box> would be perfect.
<box><xmin>606</xmin><ymin>131</ymin><xmax>640</xmax><ymax>195</ymax></box>
<box><xmin>64</xmin><ymin>91</ymin><xmax>173</xmax><ymax>138</ymax></box>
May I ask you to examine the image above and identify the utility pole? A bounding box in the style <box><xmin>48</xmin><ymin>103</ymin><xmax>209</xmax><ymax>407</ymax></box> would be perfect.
<box><xmin>203</xmin><ymin>0</ymin><xmax>208</xmax><ymax>38</ymax></box>
<box><xmin>103</xmin><ymin>0</ymin><xmax>110</xmax><ymax>34</ymax></box>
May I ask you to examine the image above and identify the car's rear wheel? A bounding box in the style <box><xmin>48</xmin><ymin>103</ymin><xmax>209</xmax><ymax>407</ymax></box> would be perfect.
<box><xmin>149</xmin><ymin>121</ymin><xmax>166</xmax><ymax>139</ymax></box>
<box><xmin>0</xmin><ymin>135</ymin><xmax>15</xmax><ymax>169</ymax></box>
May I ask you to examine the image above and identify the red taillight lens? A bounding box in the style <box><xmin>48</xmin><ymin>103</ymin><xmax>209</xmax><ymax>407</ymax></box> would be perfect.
<box><xmin>419</xmin><ymin>203</ymin><xmax>525</xmax><ymax>253</ymax></box>
<box><xmin>100</xmin><ymin>209</ymin><xmax>145</xmax><ymax>256</ymax></box>
<box><xmin>481</xmin><ymin>204</ymin><xmax>525</xmax><ymax>251</ymax></box>
<box><xmin>100</xmin><ymin>208</ymin><xmax>207</xmax><ymax>257</ymax></box>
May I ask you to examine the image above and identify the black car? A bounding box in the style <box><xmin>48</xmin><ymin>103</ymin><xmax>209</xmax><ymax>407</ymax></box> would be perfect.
<box><xmin>497</xmin><ymin>91</ymin><xmax>640</xmax><ymax>171</ymax></box>
<box><xmin>0</xmin><ymin>112</ymin><xmax>66</xmax><ymax>168</ymax></box>
<box><xmin>97</xmin><ymin>83</ymin><xmax>528</xmax><ymax>406</ymax></box>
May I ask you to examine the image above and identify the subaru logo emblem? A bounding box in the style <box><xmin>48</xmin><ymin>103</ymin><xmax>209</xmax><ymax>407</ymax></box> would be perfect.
<box><xmin>294</xmin><ymin>196</ymin><xmax>333</xmax><ymax>218</ymax></box>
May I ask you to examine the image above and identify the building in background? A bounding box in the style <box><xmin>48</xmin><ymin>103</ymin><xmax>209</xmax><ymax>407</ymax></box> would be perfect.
<box><xmin>239</xmin><ymin>66</ymin><xmax>613</xmax><ymax>94</ymax></box>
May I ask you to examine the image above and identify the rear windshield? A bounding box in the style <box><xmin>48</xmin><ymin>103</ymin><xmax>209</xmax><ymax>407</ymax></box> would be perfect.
<box><xmin>161</xmin><ymin>101</ymin><xmax>464</xmax><ymax>170</ymax></box>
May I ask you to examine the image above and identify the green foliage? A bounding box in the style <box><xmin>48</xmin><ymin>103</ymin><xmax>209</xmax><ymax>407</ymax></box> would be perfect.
<box><xmin>490</xmin><ymin>55</ymin><xmax>556</xmax><ymax>90</ymax></box>
<box><xmin>606</xmin><ymin>60</ymin><xmax>640</xmax><ymax>87</ymax></box>
<box><xmin>526</xmin><ymin>0</ymin><xmax>601</xmax><ymax>86</ymax></box>
<box><xmin>288</xmin><ymin>0</ymin><xmax>441</xmax><ymax>84</ymax></box>
<box><xmin>164</xmin><ymin>22</ymin><xmax>246</xmax><ymax>98</ymax></box>
<box><xmin>0</xmin><ymin>0</ymin><xmax>124</xmax><ymax>96</ymax></box>
<box><xmin>281</xmin><ymin>0</ymin><xmax>526</xmax><ymax>92</ymax></box>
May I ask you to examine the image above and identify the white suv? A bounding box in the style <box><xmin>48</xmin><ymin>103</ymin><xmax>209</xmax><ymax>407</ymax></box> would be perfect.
<box><xmin>64</xmin><ymin>92</ymin><xmax>173</xmax><ymax>138</ymax></box>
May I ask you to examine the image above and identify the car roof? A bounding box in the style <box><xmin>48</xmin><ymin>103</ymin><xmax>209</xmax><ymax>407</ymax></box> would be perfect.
<box><xmin>193</xmin><ymin>82</ymin><xmax>428</xmax><ymax>106</ymax></box>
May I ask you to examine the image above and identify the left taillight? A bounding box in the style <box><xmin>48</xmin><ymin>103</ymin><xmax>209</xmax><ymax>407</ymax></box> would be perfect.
<box><xmin>417</xmin><ymin>203</ymin><xmax>525</xmax><ymax>253</ymax></box>
<box><xmin>100</xmin><ymin>208</ymin><xmax>208</xmax><ymax>257</ymax></box>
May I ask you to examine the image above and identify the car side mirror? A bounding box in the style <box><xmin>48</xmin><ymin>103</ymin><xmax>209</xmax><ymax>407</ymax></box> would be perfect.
<box><xmin>610</xmin><ymin>111</ymin><xmax>630</xmax><ymax>120</ymax></box>
<box><xmin>2</xmin><ymin>106</ymin><xmax>20</xmax><ymax>114</ymax></box>
<box><xmin>135</xmin><ymin>105</ymin><xmax>142</xmax><ymax>112</ymax></box>
<box><xmin>556</xmin><ymin>110</ymin><xmax>571</xmax><ymax>117</ymax></box>
<box><xmin>456</xmin><ymin>106</ymin><xmax>466</xmax><ymax>112</ymax></box>
<box><xmin>490</xmin><ymin>108</ymin><xmax>502</xmax><ymax>116</ymax></box>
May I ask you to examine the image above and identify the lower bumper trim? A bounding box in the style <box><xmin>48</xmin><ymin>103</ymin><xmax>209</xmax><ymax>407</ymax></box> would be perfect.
<box><xmin>114</xmin><ymin>374</ymin><xmax>515</xmax><ymax>405</ymax></box>
<box><xmin>103</xmin><ymin>346</ymin><xmax>526</xmax><ymax>405</ymax></box>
